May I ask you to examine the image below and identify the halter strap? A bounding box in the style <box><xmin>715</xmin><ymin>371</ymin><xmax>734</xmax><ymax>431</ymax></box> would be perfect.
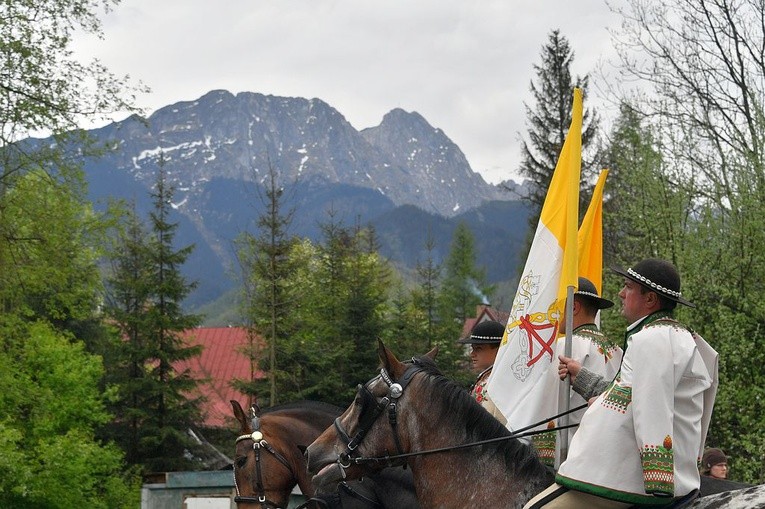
<box><xmin>333</xmin><ymin>359</ymin><xmax>425</xmax><ymax>474</ymax></box>
<box><xmin>233</xmin><ymin>420</ymin><xmax>295</xmax><ymax>508</ymax></box>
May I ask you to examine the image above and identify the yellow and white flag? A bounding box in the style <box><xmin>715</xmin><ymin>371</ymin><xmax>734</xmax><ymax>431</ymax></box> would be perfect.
<box><xmin>577</xmin><ymin>169</ymin><xmax>609</xmax><ymax>293</ymax></box>
<box><xmin>487</xmin><ymin>88</ymin><xmax>582</xmax><ymax>432</ymax></box>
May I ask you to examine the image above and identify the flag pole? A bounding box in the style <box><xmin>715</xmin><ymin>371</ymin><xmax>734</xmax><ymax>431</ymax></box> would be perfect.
<box><xmin>556</xmin><ymin>284</ymin><xmax>575</xmax><ymax>467</ymax></box>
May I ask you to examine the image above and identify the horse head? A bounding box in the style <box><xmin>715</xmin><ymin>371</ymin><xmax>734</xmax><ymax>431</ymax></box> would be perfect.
<box><xmin>306</xmin><ymin>340</ymin><xmax>437</xmax><ymax>489</ymax></box>
<box><xmin>231</xmin><ymin>400</ymin><xmax>302</xmax><ymax>508</ymax></box>
<box><xmin>307</xmin><ymin>341</ymin><xmax>558</xmax><ymax>507</ymax></box>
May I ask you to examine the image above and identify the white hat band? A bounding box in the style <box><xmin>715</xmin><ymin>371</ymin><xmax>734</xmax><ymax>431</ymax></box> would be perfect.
<box><xmin>628</xmin><ymin>268</ymin><xmax>682</xmax><ymax>298</ymax></box>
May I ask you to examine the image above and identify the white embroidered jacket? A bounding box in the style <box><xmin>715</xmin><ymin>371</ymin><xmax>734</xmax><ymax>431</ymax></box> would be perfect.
<box><xmin>556</xmin><ymin>313</ymin><xmax>718</xmax><ymax>506</ymax></box>
<box><xmin>532</xmin><ymin>324</ymin><xmax>623</xmax><ymax>466</ymax></box>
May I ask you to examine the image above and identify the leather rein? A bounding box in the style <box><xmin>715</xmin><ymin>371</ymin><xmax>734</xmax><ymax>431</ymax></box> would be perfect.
<box><xmin>333</xmin><ymin>360</ymin><xmax>423</xmax><ymax>476</ymax></box>
<box><xmin>332</xmin><ymin>359</ymin><xmax>584</xmax><ymax>472</ymax></box>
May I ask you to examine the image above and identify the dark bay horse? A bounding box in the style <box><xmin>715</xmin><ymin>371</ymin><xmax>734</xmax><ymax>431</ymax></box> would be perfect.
<box><xmin>305</xmin><ymin>342</ymin><xmax>765</xmax><ymax>509</ymax></box>
<box><xmin>305</xmin><ymin>343</ymin><xmax>554</xmax><ymax>508</ymax></box>
<box><xmin>231</xmin><ymin>399</ymin><xmax>419</xmax><ymax>509</ymax></box>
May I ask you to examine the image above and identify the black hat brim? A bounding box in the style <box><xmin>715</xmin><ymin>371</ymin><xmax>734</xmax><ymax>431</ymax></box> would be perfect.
<box><xmin>456</xmin><ymin>337</ymin><xmax>501</xmax><ymax>345</ymax></box>
<box><xmin>576</xmin><ymin>293</ymin><xmax>614</xmax><ymax>309</ymax></box>
<box><xmin>611</xmin><ymin>265</ymin><xmax>695</xmax><ymax>308</ymax></box>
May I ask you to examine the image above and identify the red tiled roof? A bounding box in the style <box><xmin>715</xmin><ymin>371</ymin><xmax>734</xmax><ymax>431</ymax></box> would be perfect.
<box><xmin>176</xmin><ymin>327</ymin><xmax>264</xmax><ymax>429</ymax></box>
<box><xmin>460</xmin><ymin>304</ymin><xmax>510</xmax><ymax>339</ymax></box>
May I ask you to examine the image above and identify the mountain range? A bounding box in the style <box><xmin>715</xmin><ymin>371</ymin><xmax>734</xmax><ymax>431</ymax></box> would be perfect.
<box><xmin>72</xmin><ymin>90</ymin><xmax>532</xmax><ymax>318</ymax></box>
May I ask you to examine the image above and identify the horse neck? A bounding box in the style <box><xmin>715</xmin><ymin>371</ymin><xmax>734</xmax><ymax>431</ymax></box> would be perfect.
<box><xmin>407</xmin><ymin>447</ymin><xmax>549</xmax><ymax>508</ymax></box>
<box><xmin>401</xmin><ymin>387</ymin><xmax>552</xmax><ymax>508</ymax></box>
<box><xmin>261</xmin><ymin>410</ymin><xmax>339</xmax><ymax>497</ymax></box>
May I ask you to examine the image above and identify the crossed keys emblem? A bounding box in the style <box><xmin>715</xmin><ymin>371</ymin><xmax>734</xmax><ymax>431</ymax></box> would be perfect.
<box><xmin>509</xmin><ymin>313</ymin><xmax>560</xmax><ymax>382</ymax></box>
<box><xmin>519</xmin><ymin>314</ymin><xmax>559</xmax><ymax>367</ymax></box>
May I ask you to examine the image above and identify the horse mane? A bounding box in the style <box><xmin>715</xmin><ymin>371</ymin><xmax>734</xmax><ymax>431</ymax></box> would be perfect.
<box><xmin>408</xmin><ymin>355</ymin><xmax>548</xmax><ymax>479</ymax></box>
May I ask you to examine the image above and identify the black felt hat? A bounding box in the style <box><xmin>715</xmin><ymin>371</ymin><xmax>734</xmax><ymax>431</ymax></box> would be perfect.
<box><xmin>457</xmin><ymin>320</ymin><xmax>505</xmax><ymax>344</ymax></box>
<box><xmin>575</xmin><ymin>277</ymin><xmax>614</xmax><ymax>309</ymax></box>
<box><xmin>611</xmin><ymin>258</ymin><xmax>695</xmax><ymax>308</ymax></box>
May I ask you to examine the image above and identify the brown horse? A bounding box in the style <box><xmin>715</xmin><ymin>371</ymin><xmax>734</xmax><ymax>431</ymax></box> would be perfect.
<box><xmin>305</xmin><ymin>342</ymin><xmax>765</xmax><ymax>509</ymax></box>
<box><xmin>232</xmin><ymin>400</ymin><xmax>338</xmax><ymax>508</ymax></box>
<box><xmin>305</xmin><ymin>342</ymin><xmax>554</xmax><ymax>508</ymax></box>
<box><xmin>231</xmin><ymin>399</ymin><xmax>419</xmax><ymax>509</ymax></box>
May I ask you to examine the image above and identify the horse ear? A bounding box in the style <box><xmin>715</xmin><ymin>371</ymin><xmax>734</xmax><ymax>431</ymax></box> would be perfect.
<box><xmin>378</xmin><ymin>339</ymin><xmax>404</xmax><ymax>375</ymax></box>
<box><xmin>424</xmin><ymin>344</ymin><xmax>438</xmax><ymax>361</ymax></box>
<box><xmin>231</xmin><ymin>400</ymin><xmax>251</xmax><ymax>434</ymax></box>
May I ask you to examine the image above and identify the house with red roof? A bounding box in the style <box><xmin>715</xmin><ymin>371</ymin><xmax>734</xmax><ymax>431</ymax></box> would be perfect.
<box><xmin>176</xmin><ymin>327</ymin><xmax>264</xmax><ymax>429</ymax></box>
<box><xmin>460</xmin><ymin>304</ymin><xmax>510</xmax><ymax>340</ymax></box>
<box><xmin>177</xmin><ymin>314</ymin><xmax>512</xmax><ymax>431</ymax></box>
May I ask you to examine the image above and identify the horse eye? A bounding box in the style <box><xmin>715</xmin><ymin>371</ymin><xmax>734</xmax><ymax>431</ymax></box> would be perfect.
<box><xmin>235</xmin><ymin>456</ymin><xmax>247</xmax><ymax>468</ymax></box>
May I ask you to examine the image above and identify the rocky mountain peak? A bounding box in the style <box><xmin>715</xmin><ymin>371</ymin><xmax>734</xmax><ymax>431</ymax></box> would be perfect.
<box><xmin>90</xmin><ymin>90</ymin><xmax>513</xmax><ymax>217</ymax></box>
<box><xmin>73</xmin><ymin>90</ymin><xmax>526</xmax><ymax>309</ymax></box>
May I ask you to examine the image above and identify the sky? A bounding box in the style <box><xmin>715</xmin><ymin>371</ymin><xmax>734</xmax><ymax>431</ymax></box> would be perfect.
<box><xmin>72</xmin><ymin>0</ymin><xmax>624</xmax><ymax>184</ymax></box>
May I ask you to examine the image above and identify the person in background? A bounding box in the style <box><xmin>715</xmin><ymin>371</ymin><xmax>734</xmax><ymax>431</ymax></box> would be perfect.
<box><xmin>698</xmin><ymin>447</ymin><xmax>753</xmax><ymax>494</ymax></box>
<box><xmin>457</xmin><ymin>320</ymin><xmax>507</xmax><ymax>425</ymax></box>
<box><xmin>700</xmin><ymin>448</ymin><xmax>728</xmax><ymax>480</ymax></box>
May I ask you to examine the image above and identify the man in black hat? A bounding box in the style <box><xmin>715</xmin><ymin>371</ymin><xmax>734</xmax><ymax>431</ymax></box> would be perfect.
<box><xmin>556</xmin><ymin>277</ymin><xmax>623</xmax><ymax>403</ymax></box>
<box><xmin>458</xmin><ymin>320</ymin><xmax>507</xmax><ymax>425</ymax></box>
<box><xmin>525</xmin><ymin>258</ymin><xmax>719</xmax><ymax>509</ymax></box>
<box><xmin>533</xmin><ymin>277</ymin><xmax>623</xmax><ymax>467</ymax></box>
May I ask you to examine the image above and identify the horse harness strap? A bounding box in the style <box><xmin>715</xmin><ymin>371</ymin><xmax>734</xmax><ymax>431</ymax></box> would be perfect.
<box><xmin>233</xmin><ymin>413</ymin><xmax>295</xmax><ymax>509</ymax></box>
<box><xmin>349</xmin><ymin>394</ymin><xmax>589</xmax><ymax>466</ymax></box>
<box><xmin>297</xmin><ymin>480</ymin><xmax>383</xmax><ymax>509</ymax></box>
<box><xmin>338</xmin><ymin>480</ymin><xmax>384</xmax><ymax>509</ymax></box>
<box><xmin>335</xmin><ymin>360</ymin><xmax>423</xmax><ymax>470</ymax></box>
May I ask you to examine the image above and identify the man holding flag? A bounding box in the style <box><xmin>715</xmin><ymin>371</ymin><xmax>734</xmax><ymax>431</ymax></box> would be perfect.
<box><xmin>532</xmin><ymin>276</ymin><xmax>622</xmax><ymax>467</ymax></box>
<box><xmin>525</xmin><ymin>259</ymin><xmax>718</xmax><ymax>508</ymax></box>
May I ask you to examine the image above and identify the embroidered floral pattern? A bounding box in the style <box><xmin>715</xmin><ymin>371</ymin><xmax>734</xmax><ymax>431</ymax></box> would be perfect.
<box><xmin>644</xmin><ymin>316</ymin><xmax>687</xmax><ymax>335</ymax></box>
<box><xmin>473</xmin><ymin>384</ymin><xmax>484</xmax><ymax>403</ymax></box>
<box><xmin>601</xmin><ymin>382</ymin><xmax>631</xmax><ymax>413</ymax></box>
<box><xmin>642</xmin><ymin>439</ymin><xmax>674</xmax><ymax>494</ymax></box>
<box><xmin>531</xmin><ymin>422</ymin><xmax>557</xmax><ymax>467</ymax></box>
<box><xmin>576</xmin><ymin>325</ymin><xmax>620</xmax><ymax>362</ymax></box>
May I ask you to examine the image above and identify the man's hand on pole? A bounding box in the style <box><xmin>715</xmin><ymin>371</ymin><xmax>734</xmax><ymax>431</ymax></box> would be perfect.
<box><xmin>558</xmin><ymin>355</ymin><xmax>582</xmax><ymax>383</ymax></box>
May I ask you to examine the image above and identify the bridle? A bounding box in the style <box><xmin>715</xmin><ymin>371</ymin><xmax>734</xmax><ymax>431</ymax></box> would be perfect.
<box><xmin>333</xmin><ymin>359</ymin><xmax>423</xmax><ymax>476</ymax></box>
<box><xmin>330</xmin><ymin>358</ymin><xmax>584</xmax><ymax>470</ymax></box>
<box><xmin>233</xmin><ymin>408</ymin><xmax>295</xmax><ymax>508</ymax></box>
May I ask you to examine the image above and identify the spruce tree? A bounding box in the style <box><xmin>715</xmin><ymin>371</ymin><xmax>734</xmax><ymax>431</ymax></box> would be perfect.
<box><xmin>297</xmin><ymin>213</ymin><xmax>392</xmax><ymax>405</ymax></box>
<box><xmin>519</xmin><ymin>30</ymin><xmax>600</xmax><ymax>223</ymax></box>
<box><xmin>104</xmin><ymin>163</ymin><xmax>204</xmax><ymax>473</ymax></box>
<box><xmin>235</xmin><ymin>167</ymin><xmax>301</xmax><ymax>407</ymax></box>
<box><xmin>437</xmin><ymin>222</ymin><xmax>493</xmax><ymax>384</ymax></box>
<box><xmin>342</xmin><ymin>221</ymin><xmax>391</xmax><ymax>389</ymax></box>
<box><xmin>412</xmin><ymin>232</ymin><xmax>442</xmax><ymax>350</ymax></box>
<box><xmin>103</xmin><ymin>203</ymin><xmax>152</xmax><ymax>467</ymax></box>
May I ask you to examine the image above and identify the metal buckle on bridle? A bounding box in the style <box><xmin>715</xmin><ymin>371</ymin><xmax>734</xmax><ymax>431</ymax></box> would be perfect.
<box><xmin>233</xmin><ymin>407</ymin><xmax>293</xmax><ymax>509</ymax></box>
<box><xmin>334</xmin><ymin>361</ymin><xmax>422</xmax><ymax>475</ymax></box>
